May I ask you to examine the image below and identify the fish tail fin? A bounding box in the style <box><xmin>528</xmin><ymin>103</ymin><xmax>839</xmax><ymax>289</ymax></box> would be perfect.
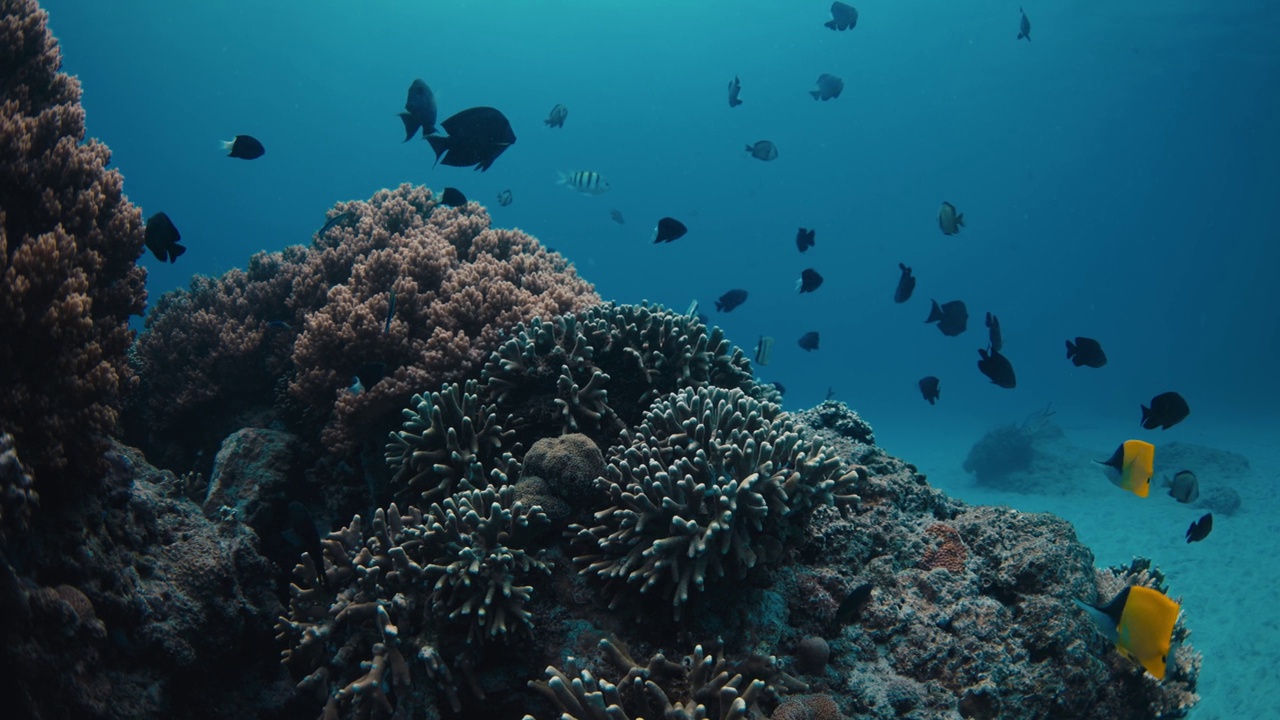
<box><xmin>925</xmin><ymin>300</ymin><xmax>942</xmax><ymax>323</ymax></box>
<box><xmin>1140</xmin><ymin>404</ymin><xmax>1151</xmax><ymax>426</ymax></box>
<box><xmin>744</xmin><ymin>144</ymin><xmax>754</xmax><ymax>153</ymax></box>
<box><xmin>398</xmin><ymin>112</ymin><xmax>421</xmax><ymax>142</ymax></box>
<box><xmin>810</xmin><ymin>90</ymin><xmax>821</xmax><ymax>100</ymax></box>
<box><xmin>556</xmin><ymin>171</ymin><xmax>568</xmax><ymax>185</ymax></box>
<box><xmin>824</xmin><ymin>20</ymin><xmax>837</xmax><ymax>30</ymax></box>
<box><xmin>168</xmin><ymin>245</ymin><xmax>186</xmax><ymax>263</ymax></box>
<box><xmin>1066</xmin><ymin>339</ymin><xmax>1076</xmax><ymax>358</ymax></box>
<box><xmin>715</xmin><ymin>300</ymin><xmax>724</xmax><ymax>312</ymax></box>
<box><xmin>957</xmin><ymin>213</ymin><xmax>965</xmax><ymax>227</ymax></box>
<box><xmin>426</xmin><ymin>134</ymin><xmax>449</xmax><ymax>164</ymax></box>
<box><xmin>729</xmin><ymin>98</ymin><xmax>742</xmax><ymax>107</ymax></box>
<box><xmin>220</xmin><ymin>139</ymin><xmax>234</xmax><ymax>154</ymax></box>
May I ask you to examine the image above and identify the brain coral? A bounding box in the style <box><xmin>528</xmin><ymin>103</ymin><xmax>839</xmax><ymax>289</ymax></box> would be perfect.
<box><xmin>0</xmin><ymin>0</ymin><xmax>148</xmax><ymax>488</ymax></box>
<box><xmin>128</xmin><ymin>183</ymin><xmax>598</xmax><ymax>466</ymax></box>
<box><xmin>572</xmin><ymin>386</ymin><xmax>858</xmax><ymax>619</ymax></box>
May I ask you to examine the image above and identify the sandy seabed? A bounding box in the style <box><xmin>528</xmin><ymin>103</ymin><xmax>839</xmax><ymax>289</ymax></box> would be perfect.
<box><xmin>874</xmin><ymin>411</ymin><xmax>1279</xmax><ymax>720</ymax></box>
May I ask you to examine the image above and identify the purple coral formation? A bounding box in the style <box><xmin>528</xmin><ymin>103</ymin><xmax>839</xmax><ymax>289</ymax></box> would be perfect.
<box><xmin>128</xmin><ymin>183</ymin><xmax>598</xmax><ymax>466</ymax></box>
<box><xmin>0</xmin><ymin>0</ymin><xmax>148</xmax><ymax>489</ymax></box>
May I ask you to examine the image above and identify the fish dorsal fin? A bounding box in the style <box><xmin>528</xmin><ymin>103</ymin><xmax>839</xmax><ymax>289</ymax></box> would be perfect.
<box><xmin>1098</xmin><ymin>443</ymin><xmax>1125</xmax><ymax>472</ymax></box>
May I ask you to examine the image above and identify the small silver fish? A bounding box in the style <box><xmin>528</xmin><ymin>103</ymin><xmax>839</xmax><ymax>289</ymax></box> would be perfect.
<box><xmin>1163</xmin><ymin>470</ymin><xmax>1200</xmax><ymax>504</ymax></box>
<box><xmin>938</xmin><ymin>202</ymin><xmax>964</xmax><ymax>235</ymax></box>
<box><xmin>755</xmin><ymin>336</ymin><xmax>774</xmax><ymax>365</ymax></box>
<box><xmin>558</xmin><ymin>170</ymin><xmax>610</xmax><ymax>194</ymax></box>
<box><xmin>497</xmin><ymin>189</ymin><xmax>513</xmax><ymax>207</ymax></box>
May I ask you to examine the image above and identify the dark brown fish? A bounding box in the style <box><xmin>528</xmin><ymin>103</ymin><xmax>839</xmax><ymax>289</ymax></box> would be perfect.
<box><xmin>925</xmin><ymin>299</ymin><xmax>968</xmax><ymax>336</ymax></box>
<box><xmin>1141</xmin><ymin>392</ymin><xmax>1190</xmax><ymax>430</ymax></box>
<box><xmin>919</xmin><ymin>376</ymin><xmax>940</xmax><ymax>404</ymax></box>
<box><xmin>894</xmin><ymin>263</ymin><xmax>915</xmax><ymax>303</ymax></box>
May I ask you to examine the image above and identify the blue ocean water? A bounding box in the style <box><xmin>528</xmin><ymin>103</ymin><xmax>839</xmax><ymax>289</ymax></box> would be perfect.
<box><xmin>32</xmin><ymin>3</ymin><xmax>1280</xmax><ymax>716</ymax></box>
<box><xmin>41</xmin><ymin>0</ymin><xmax>1277</xmax><ymax>435</ymax></box>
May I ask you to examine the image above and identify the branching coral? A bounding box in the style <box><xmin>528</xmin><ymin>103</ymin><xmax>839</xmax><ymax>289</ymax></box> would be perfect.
<box><xmin>572</xmin><ymin>386</ymin><xmax>858</xmax><ymax>619</ymax></box>
<box><xmin>0</xmin><ymin>0</ymin><xmax>148</xmax><ymax>488</ymax></box>
<box><xmin>481</xmin><ymin>301</ymin><xmax>761</xmax><ymax>451</ymax></box>
<box><xmin>277</xmin><ymin>487</ymin><xmax>551</xmax><ymax>718</ymax></box>
<box><xmin>419</xmin><ymin>485</ymin><xmax>552</xmax><ymax>644</ymax></box>
<box><xmin>129</xmin><ymin>184</ymin><xmax>597</xmax><ymax>465</ymax></box>
<box><xmin>0</xmin><ymin>433</ymin><xmax>38</xmax><ymax>540</ymax></box>
<box><xmin>523</xmin><ymin>638</ymin><xmax>796</xmax><ymax>720</ymax></box>
<box><xmin>384</xmin><ymin>379</ymin><xmax>518</xmax><ymax>505</ymax></box>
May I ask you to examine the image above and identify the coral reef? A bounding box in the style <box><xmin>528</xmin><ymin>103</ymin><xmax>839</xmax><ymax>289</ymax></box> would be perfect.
<box><xmin>0</xmin><ymin>0</ymin><xmax>148</xmax><ymax>489</ymax></box>
<box><xmin>481</xmin><ymin>301</ymin><xmax>758</xmax><ymax>451</ymax></box>
<box><xmin>277</xmin><ymin>486</ymin><xmax>552</xmax><ymax>719</ymax></box>
<box><xmin>128</xmin><ymin>183</ymin><xmax>598</xmax><ymax>468</ymax></box>
<box><xmin>0</xmin><ymin>433</ymin><xmax>37</xmax><ymax>540</ymax></box>
<box><xmin>385</xmin><ymin>379</ymin><xmax>518</xmax><ymax>505</ymax></box>
<box><xmin>1</xmin><ymin>1</ymin><xmax>1209</xmax><ymax>719</ymax></box>
<box><xmin>0</xmin><ymin>441</ymin><xmax>288</xmax><ymax>720</ymax></box>
<box><xmin>572</xmin><ymin>386</ymin><xmax>858</xmax><ymax>620</ymax></box>
<box><xmin>961</xmin><ymin>423</ymin><xmax>1036</xmax><ymax>485</ymax></box>
<box><xmin>522</xmin><ymin>638</ymin><xmax>794</xmax><ymax>720</ymax></box>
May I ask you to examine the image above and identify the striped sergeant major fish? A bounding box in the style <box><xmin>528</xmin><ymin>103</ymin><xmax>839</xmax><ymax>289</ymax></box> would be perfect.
<box><xmin>557</xmin><ymin>170</ymin><xmax>611</xmax><ymax>195</ymax></box>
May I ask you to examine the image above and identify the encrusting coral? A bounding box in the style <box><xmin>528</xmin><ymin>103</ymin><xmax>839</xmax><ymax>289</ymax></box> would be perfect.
<box><xmin>128</xmin><ymin>183</ymin><xmax>598</xmax><ymax>467</ymax></box>
<box><xmin>0</xmin><ymin>0</ymin><xmax>148</xmax><ymax>488</ymax></box>
<box><xmin>572</xmin><ymin>386</ymin><xmax>859</xmax><ymax>620</ymax></box>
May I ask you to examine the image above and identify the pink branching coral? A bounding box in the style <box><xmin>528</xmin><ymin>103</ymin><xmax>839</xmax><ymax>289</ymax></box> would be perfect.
<box><xmin>129</xmin><ymin>183</ymin><xmax>597</xmax><ymax>464</ymax></box>
<box><xmin>0</xmin><ymin>0</ymin><xmax>148</xmax><ymax>488</ymax></box>
<box><xmin>290</xmin><ymin>185</ymin><xmax>599</xmax><ymax>455</ymax></box>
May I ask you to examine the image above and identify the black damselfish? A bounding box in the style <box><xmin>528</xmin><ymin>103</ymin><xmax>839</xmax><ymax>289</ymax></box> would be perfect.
<box><xmin>825</xmin><ymin>2</ymin><xmax>858</xmax><ymax>31</ymax></box>
<box><xmin>144</xmin><ymin>212</ymin><xmax>185</xmax><ymax>263</ymax></box>
<box><xmin>894</xmin><ymin>263</ymin><xmax>915</xmax><ymax>303</ymax></box>
<box><xmin>223</xmin><ymin>134</ymin><xmax>265</xmax><ymax>160</ymax></box>
<box><xmin>427</xmin><ymin>107</ymin><xmax>516</xmax><ymax>172</ymax></box>
<box><xmin>1066</xmin><ymin>337</ymin><xmax>1107</xmax><ymax>368</ymax></box>
<box><xmin>919</xmin><ymin>376</ymin><xmax>940</xmax><ymax>405</ymax></box>
<box><xmin>440</xmin><ymin>187</ymin><xmax>467</xmax><ymax>207</ymax></box>
<box><xmin>796</xmin><ymin>227</ymin><xmax>815</xmax><ymax>252</ymax></box>
<box><xmin>399</xmin><ymin>79</ymin><xmax>437</xmax><ymax>141</ymax></box>
<box><xmin>716</xmin><ymin>289</ymin><xmax>748</xmax><ymax>312</ymax></box>
<box><xmin>798</xmin><ymin>269</ymin><xmax>824</xmax><ymax>293</ymax></box>
<box><xmin>728</xmin><ymin>76</ymin><xmax>743</xmax><ymax>108</ymax></box>
<box><xmin>1141</xmin><ymin>391</ymin><xmax>1190</xmax><ymax>430</ymax></box>
<box><xmin>925</xmin><ymin>299</ymin><xmax>968</xmax><ymax>336</ymax></box>
<box><xmin>977</xmin><ymin>347</ymin><xmax>1016</xmax><ymax>388</ymax></box>
<box><xmin>1186</xmin><ymin>513</ymin><xmax>1212</xmax><ymax>543</ymax></box>
<box><xmin>985</xmin><ymin>312</ymin><xmax>1003</xmax><ymax>353</ymax></box>
<box><xmin>654</xmin><ymin>217</ymin><xmax>688</xmax><ymax>243</ymax></box>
